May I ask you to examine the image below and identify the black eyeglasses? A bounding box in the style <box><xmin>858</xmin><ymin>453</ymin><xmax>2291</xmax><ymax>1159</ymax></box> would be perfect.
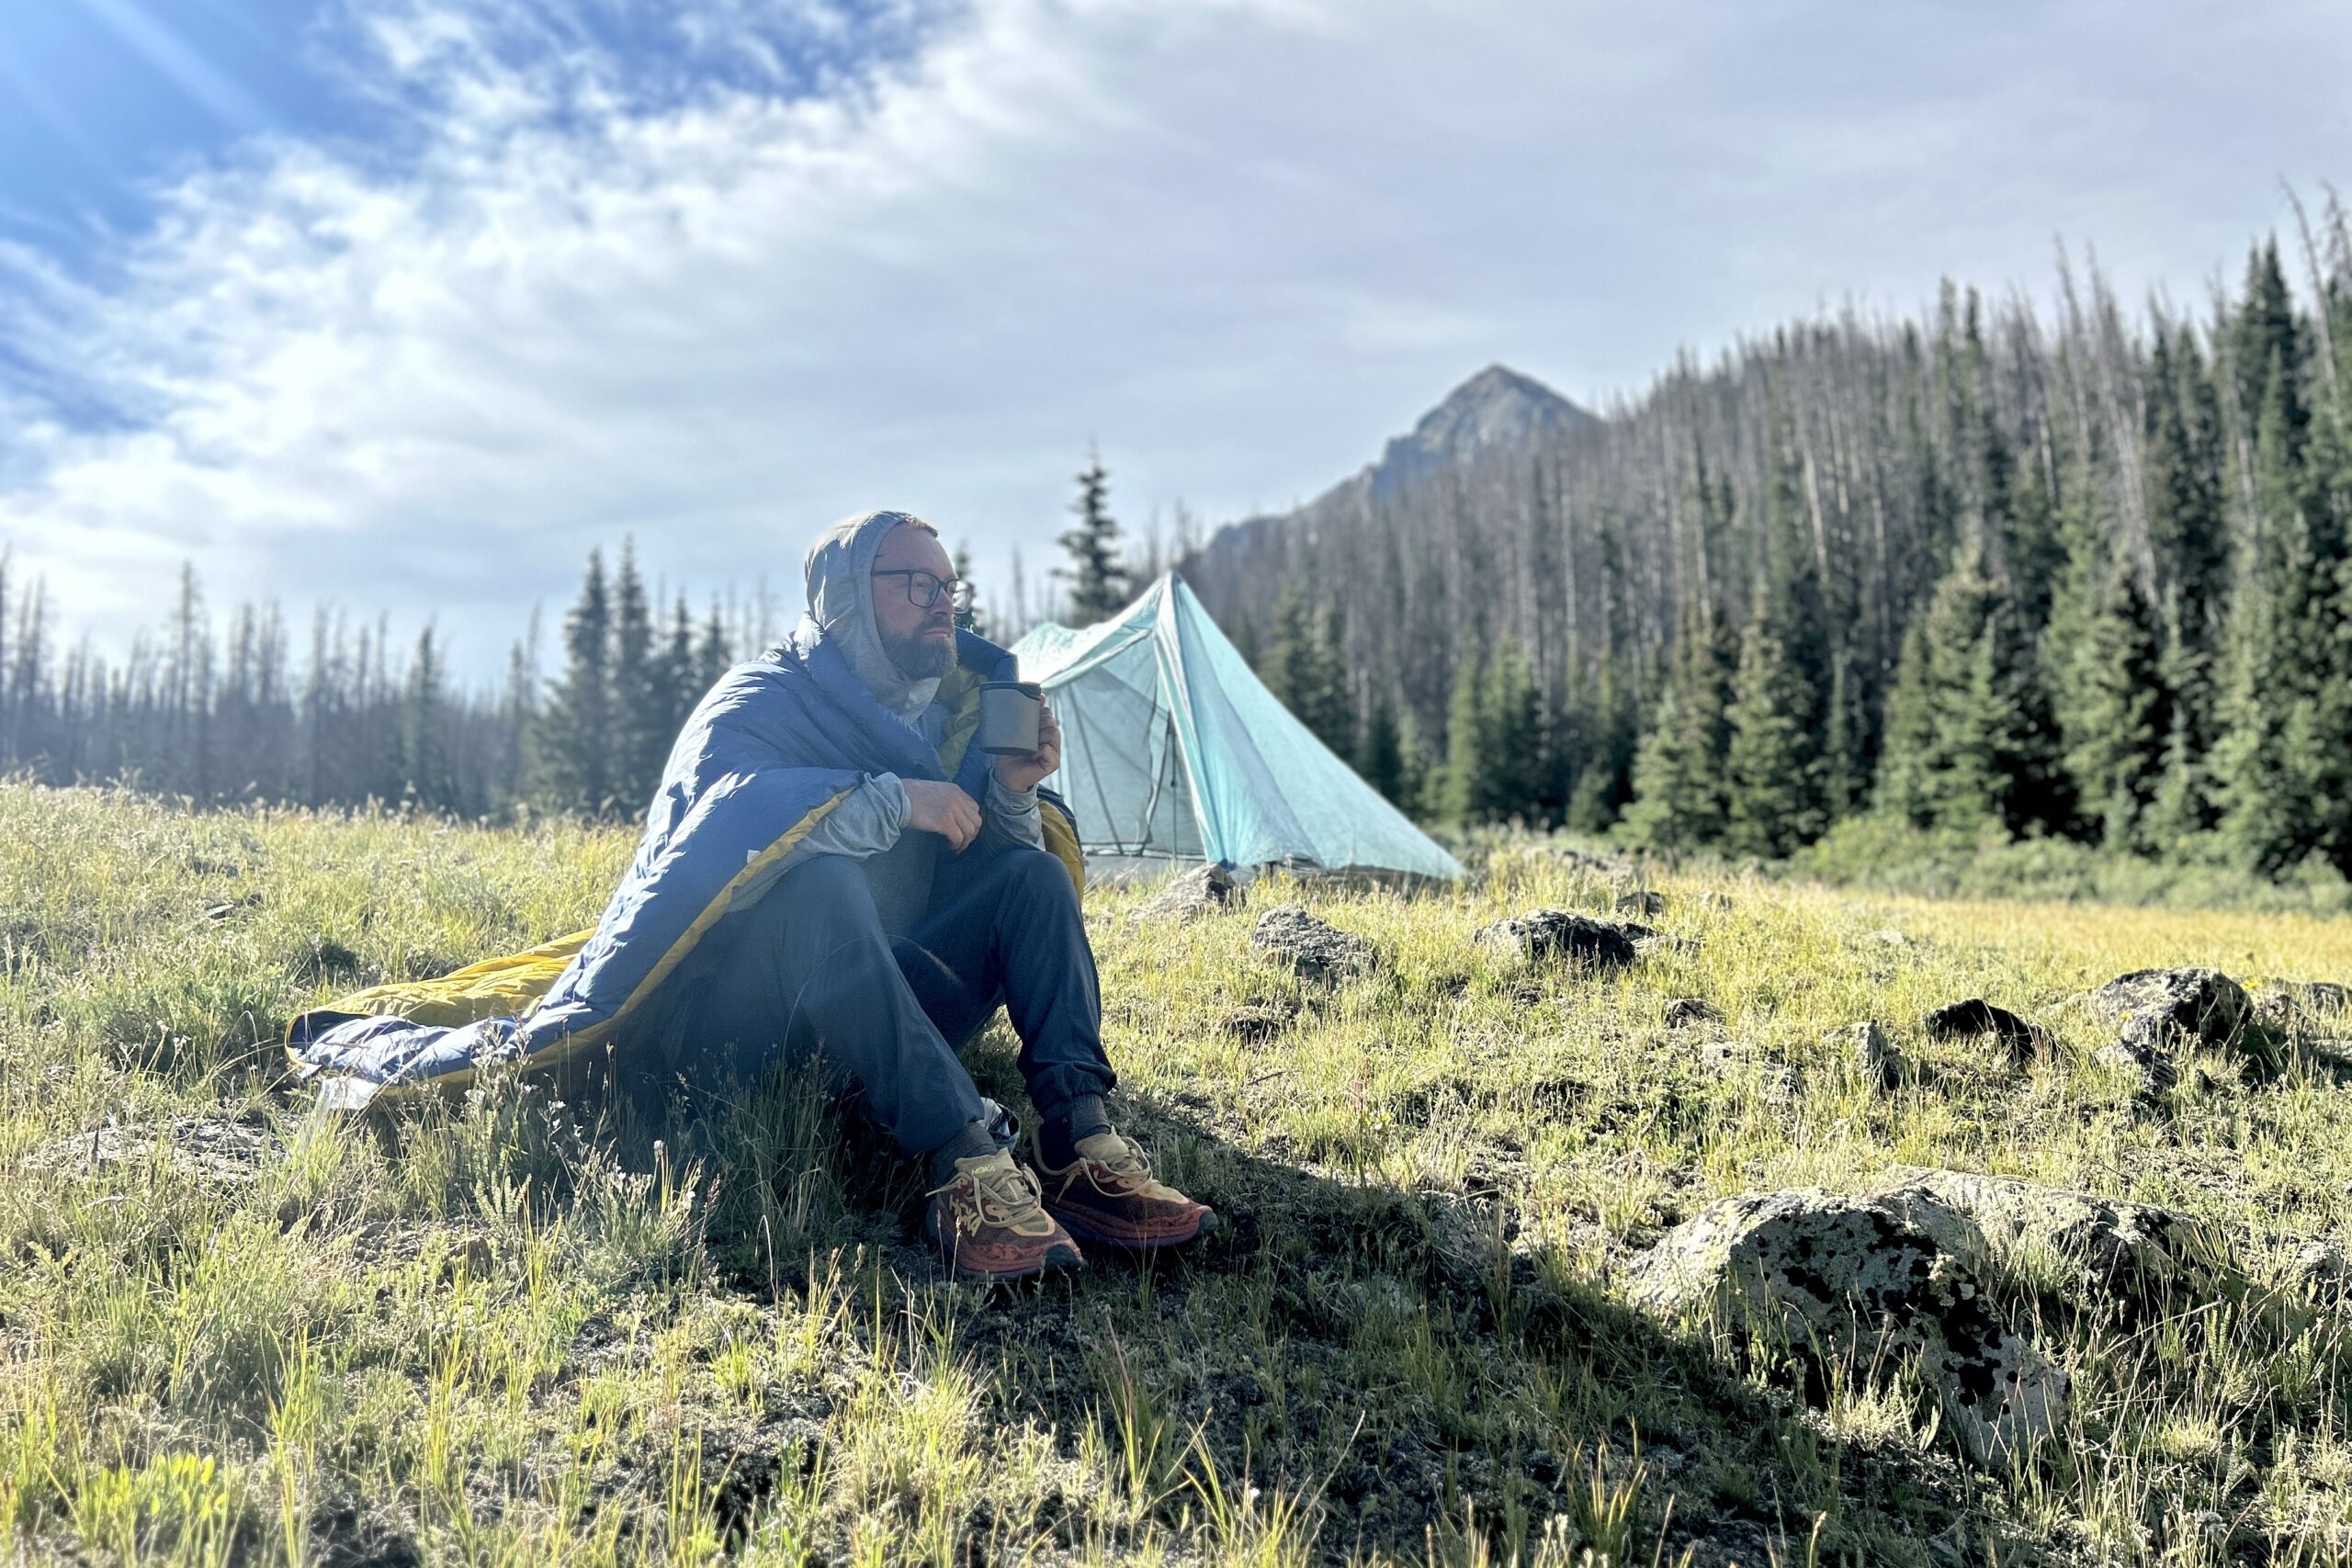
<box><xmin>873</xmin><ymin>570</ymin><xmax>967</xmax><ymax>609</ymax></box>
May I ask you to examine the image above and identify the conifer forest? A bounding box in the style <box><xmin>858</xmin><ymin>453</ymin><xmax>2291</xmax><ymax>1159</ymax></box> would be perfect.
<box><xmin>7</xmin><ymin>203</ymin><xmax>2352</xmax><ymax>888</ymax></box>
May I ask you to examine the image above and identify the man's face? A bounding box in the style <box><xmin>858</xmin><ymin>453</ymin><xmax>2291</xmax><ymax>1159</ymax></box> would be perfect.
<box><xmin>870</xmin><ymin>523</ymin><xmax>959</xmax><ymax>681</ymax></box>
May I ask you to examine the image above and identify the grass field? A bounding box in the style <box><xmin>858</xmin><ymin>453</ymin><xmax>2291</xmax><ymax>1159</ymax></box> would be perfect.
<box><xmin>5</xmin><ymin>782</ymin><xmax>2352</xmax><ymax>1565</ymax></box>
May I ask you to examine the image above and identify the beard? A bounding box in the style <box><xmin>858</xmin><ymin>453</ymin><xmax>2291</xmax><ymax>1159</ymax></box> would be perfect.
<box><xmin>883</xmin><ymin>620</ymin><xmax>957</xmax><ymax>681</ymax></box>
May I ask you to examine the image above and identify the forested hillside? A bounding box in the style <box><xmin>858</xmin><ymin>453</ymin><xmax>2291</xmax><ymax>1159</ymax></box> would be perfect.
<box><xmin>1186</xmin><ymin>197</ymin><xmax>2352</xmax><ymax>879</ymax></box>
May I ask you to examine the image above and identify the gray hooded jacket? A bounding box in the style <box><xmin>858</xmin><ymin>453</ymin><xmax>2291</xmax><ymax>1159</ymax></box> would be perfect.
<box><xmin>733</xmin><ymin>509</ymin><xmax>1042</xmax><ymax>932</ymax></box>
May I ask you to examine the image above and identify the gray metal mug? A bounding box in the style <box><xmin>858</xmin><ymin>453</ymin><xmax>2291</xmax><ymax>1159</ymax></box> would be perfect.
<box><xmin>977</xmin><ymin>681</ymin><xmax>1043</xmax><ymax>756</ymax></box>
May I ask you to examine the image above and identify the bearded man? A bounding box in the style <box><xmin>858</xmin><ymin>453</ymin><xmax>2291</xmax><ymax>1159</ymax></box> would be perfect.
<box><xmin>608</xmin><ymin>509</ymin><xmax>1213</xmax><ymax>1280</ymax></box>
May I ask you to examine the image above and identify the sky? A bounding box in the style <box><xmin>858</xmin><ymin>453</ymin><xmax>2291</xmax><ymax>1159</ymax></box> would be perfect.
<box><xmin>1</xmin><ymin>0</ymin><xmax>2346</xmax><ymax>682</ymax></box>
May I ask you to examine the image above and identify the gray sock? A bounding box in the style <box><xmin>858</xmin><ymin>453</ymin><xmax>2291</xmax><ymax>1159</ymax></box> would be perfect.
<box><xmin>1040</xmin><ymin>1094</ymin><xmax>1112</xmax><ymax>1169</ymax></box>
<box><xmin>928</xmin><ymin>1117</ymin><xmax>1000</xmax><ymax>1187</ymax></box>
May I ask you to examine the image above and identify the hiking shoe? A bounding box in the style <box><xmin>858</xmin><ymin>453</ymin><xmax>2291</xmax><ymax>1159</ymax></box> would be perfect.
<box><xmin>1031</xmin><ymin>1131</ymin><xmax>1216</xmax><ymax>1250</ymax></box>
<box><xmin>925</xmin><ymin>1149</ymin><xmax>1084</xmax><ymax>1282</ymax></box>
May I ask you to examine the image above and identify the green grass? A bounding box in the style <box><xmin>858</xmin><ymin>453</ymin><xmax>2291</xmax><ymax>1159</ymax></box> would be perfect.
<box><xmin>6</xmin><ymin>782</ymin><xmax>2352</xmax><ymax>1563</ymax></box>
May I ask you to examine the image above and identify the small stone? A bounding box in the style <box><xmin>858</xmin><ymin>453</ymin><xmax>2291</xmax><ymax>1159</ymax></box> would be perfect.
<box><xmin>1134</xmin><ymin>863</ymin><xmax>1245</xmax><ymax>923</ymax></box>
<box><xmin>1922</xmin><ymin>998</ymin><xmax>2053</xmax><ymax>1061</ymax></box>
<box><xmin>1616</xmin><ymin>889</ymin><xmax>1668</xmax><ymax>917</ymax></box>
<box><xmin>1218</xmin><ymin>1001</ymin><xmax>1295</xmax><ymax>1043</ymax></box>
<box><xmin>1665</xmin><ymin>997</ymin><xmax>1719</xmax><ymax>1028</ymax></box>
<box><xmin>1842</xmin><ymin>1021</ymin><xmax>1899</xmax><ymax>1089</ymax></box>
<box><xmin>1474</xmin><ymin>909</ymin><xmax>1645</xmax><ymax>969</ymax></box>
<box><xmin>1250</xmin><ymin>906</ymin><xmax>1375</xmax><ymax>985</ymax></box>
<box><xmin>201</xmin><ymin>902</ymin><xmax>238</xmax><ymax>922</ymax></box>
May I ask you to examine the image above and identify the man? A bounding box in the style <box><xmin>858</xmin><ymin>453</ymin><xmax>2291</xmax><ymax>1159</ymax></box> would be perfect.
<box><xmin>624</xmin><ymin>509</ymin><xmax>1213</xmax><ymax>1280</ymax></box>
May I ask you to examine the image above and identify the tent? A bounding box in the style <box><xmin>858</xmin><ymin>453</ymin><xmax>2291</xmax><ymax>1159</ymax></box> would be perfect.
<box><xmin>1009</xmin><ymin>573</ymin><xmax>1464</xmax><ymax>881</ymax></box>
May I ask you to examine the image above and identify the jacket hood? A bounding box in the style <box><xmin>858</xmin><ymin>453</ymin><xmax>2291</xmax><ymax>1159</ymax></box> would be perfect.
<box><xmin>800</xmin><ymin>508</ymin><xmax>942</xmax><ymax>723</ymax></box>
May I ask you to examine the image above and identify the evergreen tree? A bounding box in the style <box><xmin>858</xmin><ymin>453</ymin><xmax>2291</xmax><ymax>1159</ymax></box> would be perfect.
<box><xmin>952</xmin><ymin>542</ymin><xmax>985</xmax><ymax>637</ymax></box>
<box><xmin>1358</xmin><ymin>686</ymin><xmax>1407</xmax><ymax>810</ymax></box>
<box><xmin>2212</xmin><ymin>349</ymin><xmax>2335</xmax><ymax>872</ymax></box>
<box><xmin>1482</xmin><ymin>640</ymin><xmax>1546</xmax><ymax>821</ymax></box>
<box><xmin>1438</xmin><ymin>649</ymin><xmax>1488</xmax><ymax>827</ymax></box>
<box><xmin>531</xmin><ymin>549</ymin><xmax>612</xmax><ymax>815</ymax></box>
<box><xmin>1623</xmin><ymin>593</ymin><xmax>1734</xmax><ymax>850</ymax></box>
<box><xmin>2064</xmin><ymin>557</ymin><xmax>2168</xmax><ymax>848</ymax></box>
<box><xmin>1872</xmin><ymin>542</ymin><xmax>2066</xmax><ymax>836</ymax></box>
<box><xmin>1723</xmin><ymin>588</ymin><xmax>1818</xmax><ymax>857</ymax></box>
<box><xmin>606</xmin><ymin>541</ymin><xmax>664</xmax><ymax>814</ymax></box>
<box><xmin>695</xmin><ymin>604</ymin><xmax>731</xmax><ymax>693</ymax></box>
<box><xmin>1057</xmin><ymin>449</ymin><xmax>1127</xmax><ymax>623</ymax></box>
<box><xmin>399</xmin><ymin>625</ymin><xmax>452</xmax><ymax>811</ymax></box>
<box><xmin>662</xmin><ymin>595</ymin><xmax>698</xmax><ymax>737</ymax></box>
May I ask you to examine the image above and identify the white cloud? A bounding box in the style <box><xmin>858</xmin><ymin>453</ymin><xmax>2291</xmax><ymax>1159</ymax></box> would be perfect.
<box><xmin>2</xmin><ymin>0</ymin><xmax>2347</xmax><ymax>679</ymax></box>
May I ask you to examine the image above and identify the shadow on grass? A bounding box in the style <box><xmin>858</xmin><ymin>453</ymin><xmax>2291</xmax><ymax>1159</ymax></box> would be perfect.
<box><xmin>555</xmin><ymin>1037</ymin><xmax>1994</xmax><ymax>1568</ymax></box>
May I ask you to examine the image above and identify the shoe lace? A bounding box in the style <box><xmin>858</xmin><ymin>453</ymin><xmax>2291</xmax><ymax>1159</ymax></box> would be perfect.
<box><xmin>932</xmin><ymin>1155</ymin><xmax>1049</xmax><ymax>1229</ymax></box>
<box><xmin>1084</xmin><ymin>1133</ymin><xmax>1153</xmax><ymax>1181</ymax></box>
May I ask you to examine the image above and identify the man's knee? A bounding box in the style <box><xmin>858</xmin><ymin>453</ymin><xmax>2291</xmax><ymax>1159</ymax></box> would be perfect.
<box><xmin>993</xmin><ymin>846</ymin><xmax>1079</xmax><ymax>907</ymax></box>
<box><xmin>780</xmin><ymin>852</ymin><xmax>873</xmax><ymax>904</ymax></box>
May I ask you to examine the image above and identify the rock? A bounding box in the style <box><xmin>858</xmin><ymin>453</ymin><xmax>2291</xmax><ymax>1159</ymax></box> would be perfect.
<box><xmin>2089</xmin><ymin>968</ymin><xmax>2264</xmax><ymax>1089</ymax></box>
<box><xmin>1922</xmin><ymin>998</ymin><xmax>2053</xmax><ymax>1061</ymax></box>
<box><xmin>1842</xmin><ymin>1021</ymin><xmax>1900</xmax><ymax>1089</ymax></box>
<box><xmin>1133</xmin><ymin>863</ymin><xmax>1245</xmax><ymax>923</ymax></box>
<box><xmin>1665</xmin><ymin>997</ymin><xmax>1719</xmax><ymax>1029</ymax></box>
<box><xmin>1250</xmin><ymin>906</ymin><xmax>1375</xmax><ymax>985</ymax></box>
<box><xmin>2281</xmin><ymin>1237</ymin><xmax>2352</xmax><ymax>1299</ymax></box>
<box><xmin>1475</xmin><ymin>909</ymin><xmax>1645</xmax><ymax>969</ymax></box>
<box><xmin>1217</xmin><ymin>1001</ymin><xmax>1295</xmax><ymax>1043</ymax></box>
<box><xmin>1864</xmin><ymin>928</ymin><xmax>1911</xmax><ymax>948</ymax></box>
<box><xmin>2255</xmin><ymin>981</ymin><xmax>2351</xmax><ymax>1033</ymax></box>
<box><xmin>2089</xmin><ymin>968</ymin><xmax>2249</xmax><ymax>1048</ymax></box>
<box><xmin>1616</xmin><ymin>890</ymin><xmax>1668</xmax><ymax>917</ymax></box>
<box><xmin>1625</xmin><ymin>1189</ymin><xmax>2067</xmax><ymax>1469</ymax></box>
<box><xmin>29</xmin><ymin>1112</ymin><xmax>278</xmax><ymax>1185</ymax></box>
<box><xmin>1869</xmin><ymin>1167</ymin><xmax>2236</xmax><ymax>1308</ymax></box>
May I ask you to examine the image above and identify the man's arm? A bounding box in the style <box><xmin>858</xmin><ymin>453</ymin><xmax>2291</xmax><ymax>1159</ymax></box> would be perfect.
<box><xmin>979</xmin><ymin>774</ymin><xmax>1046</xmax><ymax>851</ymax></box>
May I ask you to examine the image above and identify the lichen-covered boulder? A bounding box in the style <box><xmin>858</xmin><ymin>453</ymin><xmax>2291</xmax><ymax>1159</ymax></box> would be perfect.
<box><xmin>1870</xmin><ymin>1167</ymin><xmax>2236</xmax><ymax>1309</ymax></box>
<box><xmin>2088</xmin><ymin>968</ymin><xmax>2262</xmax><ymax>1090</ymax></box>
<box><xmin>1625</xmin><ymin>1189</ymin><xmax>2067</xmax><ymax>1469</ymax></box>
<box><xmin>1475</xmin><ymin>909</ymin><xmax>1646</xmax><ymax>969</ymax></box>
<box><xmin>1250</xmin><ymin>905</ymin><xmax>1376</xmax><ymax>985</ymax></box>
<box><xmin>1616</xmin><ymin>889</ymin><xmax>1668</xmax><ymax>917</ymax></box>
<box><xmin>1133</xmin><ymin>863</ymin><xmax>1245</xmax><ymax>923</ymax></box>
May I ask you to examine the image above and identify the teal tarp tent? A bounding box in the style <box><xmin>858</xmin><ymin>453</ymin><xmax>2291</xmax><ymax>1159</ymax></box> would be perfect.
<box><xmin>1009</xmin><ymin>573</ymin><xmax>1464</xmax><ymax>881</ymax></box>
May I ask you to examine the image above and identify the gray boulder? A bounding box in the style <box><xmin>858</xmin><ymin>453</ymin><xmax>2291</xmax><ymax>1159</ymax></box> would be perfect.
<box><xmin>1625</xmin><ymin>1189</ymin><xmax>2066</xmax><ymax>1469</ymax></box>
<box><xmin>1132</xmin><ymin>863</ymin><xmax>1245</xmax><ymax>923</ymax></box>
<box><xmin>1250</xmin><ymin>905</ymin><xmax>1375</xmax><ymax>985</ymax></box>
<box><xmin>1616</xmin><ymin>889</ymin><xmax>1668</xmax><ymax>917</ymax></box>
<box><xmin>1870</xmin><ymin>1167</ymin><xmax>2235</xmax><ymax>1308</ymax></box>
<box><xmin>2088</xmin><ymin>968</ymin><xmax>2260</xmax><ymax>1090</ymax></box>
<box><xmin>1475</xmin><ymin>908</ymin><xmax>1647</xmax><ymax>969</ymax></box>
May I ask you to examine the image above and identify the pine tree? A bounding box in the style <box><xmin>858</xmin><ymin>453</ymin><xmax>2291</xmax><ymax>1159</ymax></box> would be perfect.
<box><xmin>605</xmin><ymin>541</ymin><xmax>664</xmax><ymax>814</ymax></box>
<box><xmin>952</xmin><ymin>542</ymin><xmax>986</xmax><ymax>637</ymax></box>
<box><xmin>1623</xmin><ymin>593</ymin><xmax>1734</xmax><ymax>850</ymax></box>
<box><xmin>1057</xmin><ymin>449</ymin><xmax>1127</xmax><ymax>623</ymax></box>
<box><xmin>662</xmin><ymin>595</ymin><xmax>698</xmax><ymax>738</ymax></box>
<box><xmin>400</xmin><ymin>625</ymin><xmax>452</xmax><ymax>811</ymax></box>
<box><xmin>531</xmin><ymin>549</ymin><xmax>612</xmax><ymax>815</ymax></box>
<box><xmin>2212</xmin><ymin>348</ymin><xmax>2333</xmax><ymax>872</ymax></box>
<box><xmin>1358</xmin><ymin>686</ymin><xmax>1407</xmax><ymax>809</ymax></box>
<box><xmin>1482</xmin><ymin>640</ymin><xmax>1546</xmax><ymax>822</ymax></box>
<box><xmin>695</xmin><ymin>604</ymin><xmax>731</xmax><ymax>694</ymax></box>
<box><xmin>2064</xmin><ymin>557</ymin><xmax>2168</xmax><ymax>848</ymax></box>
<box><xmin>1874</xmin><ymin>541</ymin><xmax>2066</xmax><ymax>836</ymax></box>
<box><xmin>1438</xmin><ymin>649</ymin><xmax>1488</xmax><ymax>827</ymax></box>
<box><xmin>1723</xmin><ymin>589</ymin><xmax>1818</xmax><ymax>857</ymax></box>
